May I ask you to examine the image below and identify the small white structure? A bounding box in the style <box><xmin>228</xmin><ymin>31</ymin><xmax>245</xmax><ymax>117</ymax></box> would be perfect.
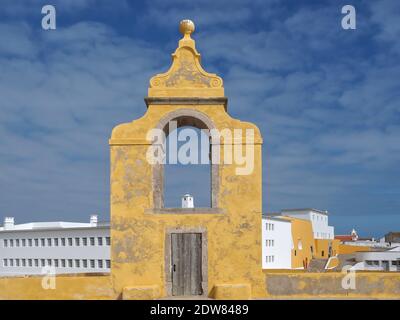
<box><xmin>262</xmin><ymin>215</ymin><xmax>292</xmax><ymax>269</ymax></box>
<box><xmin>351</xmin><ymin>247</ymin><xmax>400</xmax><ymax>272</ymax></box>
<box><xmin>3</xmin><ymin>217</ymin><xmax>15</xmax><ymax>230</ymax></box>
<box><xmin>90</xmin><ymin>214</ymin><xmax>98</xmax><ymax>227</ymax></box>
<box><xmin>351</xmin><ymin>228</ymin><xmax>358</xmax><ymax>241</ymax></box>
<box><xmin>181</xmin><ymin>194</ymin><xmax>194</xmax><ymax>208</ymax></box>
<box><xmin>0</xmin><ymin>216</ymin><xmax>110</xmax><ymax>277</ymax></box>
<box><xmin>281</xmin><ymin>208</ymin><xmax>334</xmax><ymax>240</ymax></box>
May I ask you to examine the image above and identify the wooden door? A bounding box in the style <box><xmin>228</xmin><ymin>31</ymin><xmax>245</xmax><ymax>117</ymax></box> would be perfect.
<box><xmin>171</xmin><ymin>233</ymin><xmax>202</xmax><ymax>296</ymax></box>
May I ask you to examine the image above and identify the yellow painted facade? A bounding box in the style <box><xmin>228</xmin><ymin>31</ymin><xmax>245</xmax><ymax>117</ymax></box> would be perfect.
<box><xmin>338</xmin><ymin>244</ymin><xmax>371</xmax><ymax>254</ymax></box>
<box><xmin>279</xmin><ymin>217</ymin><xmax>314</xmax><ymax>269</ymax></box>
<box><xmin>314</xmin><ymin>239</ymin><xmax>340</xmax><ymax>259</ymax></box>
<box><xmin>109</xmin><ymin>20</ymin><xmax>265</xmax><ymax>299</ymax></box>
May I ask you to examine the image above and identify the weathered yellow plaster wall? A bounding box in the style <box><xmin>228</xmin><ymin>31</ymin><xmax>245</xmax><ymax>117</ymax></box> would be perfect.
<box><xmin>264</xmin><ymin>271</ymin><xmax>400</xmax><ymax>299</ymax></box>
<box><xmin>110</xmin><ymin>103</ymin><xmax>265</xmax><ymax>298</ymax></box>
<box><xmin>109</xmin><ymin>20</ymin><xmax>265</xmax><ymax>299</ymax></box>
<box><xmin>0</xmin><ymin>274</ymin><xmax>115</xmax><ymax>300</ymax></box>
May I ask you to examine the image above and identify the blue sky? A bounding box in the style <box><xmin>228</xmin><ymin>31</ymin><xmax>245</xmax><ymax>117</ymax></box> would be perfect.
<box><xmin>0</xmin><ymin>0</ymin><xmax>399</xmax><ymax>237</ymax></box>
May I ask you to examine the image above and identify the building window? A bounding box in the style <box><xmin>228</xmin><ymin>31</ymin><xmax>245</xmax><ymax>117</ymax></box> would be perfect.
<box><xmin>265</xmin><ymin>256</ymin><xmax>274</xmax><ymax>263</ymax></box>
<box><xmin>22</xmin><ymin>259</ymin><xmax>26</xmax><ymax>267</ymax></box>
<box><xmin>16</xmin><ymin>239</ymin><xmax>20</xmax><ymax>247</ymax></box>
<box><xmin>54</xmin><ymin>238</ymin><xmax>59</xmax><ymax>246</ymax></box>
<box><xmin>3</xmin><ymin>259</ymin><xmax>7</xmax><ymax>267</ymax></box>
<box><xmin>98</xmin><ymin>260</ymin><xmax>103</xmax><ymax>268</ymax></box>
<box><xmin>68</xmin><ymin>238</ymin><xmax>73</xmax><ymax>246</ymax></box>
<box><xmin>28</xmin><ymin>259</ymin><xmax>32</xmax><ymax>267</ymax></box>
<box><xmin>47</xmin><ymin>259</ymin><xmax>52</xmax><ymax>266</ymax></box>
<box><xmin>83</xmin><ymin>238</ymin><xmax>88</xmax><ymax>246</ymax></box>
<box><xmin>22</xmin><ymin>239</ymin><xmax>26</xmax><ymax>247</ymax></box>
<box><xmin>106</xmin><ymin>260</ymin><xmax>111</xmax><ymax>269</ymax></box>
<box><xmin>34</xmin><ymin>239</ymin><xmax>39</xmax><ymax>247</ymax></box>
<box><xmin>90</xmin><ymin>237</ymin><xmax>95</xmax><ymax>246</ymax></box>
<box><xmin>10</xmin><ymin>239</ymin><xmax>14</xmax><ymax>247</ymax></box>
<box><xmin>47</xmin><ymin>238</ymin><xmax>52</xmax><ymax>247</ymax></box>
<box><xmin>10</xmin><ymin>259</ymin><xmax>14</xmax><ymax>267</ymax></box>
<box><xmin>106</xmin><ymin>237</ymin><xmax>110</xmax><ymax>246</ymax></box>
<box><xmin>34</xmin><ymin>259</ymin><xmax>39</xmax><ymax>267</ymax></box>
<box><xmin>61</xmin><ymin>238</ymin><xmax>66</xmax><ymax>246</ymax></box>
<box><xmin>90</xmin><ymin>259</ymin><xmax>95</xmax><ymax>268</ymax></box>
<box><xmin>16</xmin><ymin>259</ymin><xmax>20</xmax><ymax>267</ymax></box>
<box><xmin>61</xmin><ymin>259</ymin><xmax>66</xmax><ymax>268</ymax></box>
<box><xmin>83</xmin><ymin>259</ymin><xmax>88</xmax><ymax>268</ymax></box>
<box><xmin>75</xmin><ymin>259</ymin><xmax>80</xmax><ymax>268</ymax></box>
<box><xmin>68</xmin><ymin>259</ymin><xmax>73</xmax><ymax>268</ymax></box>
<box><xmin>41</xmin><ymin>259</ymin><xmax>45</xmax><ymax>267</ymax></box>
<box><xmin>321</xmin><ymin>250</ymin><xmax>325</xmax><ymax>257</ymax></box>
<box><xmin>54</xmin><ymin>259</ymin><xmax>59</xmax><ymax>268</ymax></box>
<box><xmin>41</xmin><ymin>238</ymin><xmax>45</xmax><ymax>247</ymax></box>
<box><xmin>28</xmin><ymin>239</ymin><xmax>33</xmax><ymax>247</ymax></box>
<box><xmin>75</xmin><ymin>238</ymin><xmax>80</xmax><ymax>246</ymax></box>
<box><xmin>98</xmin><ymin>237</ymin><xmax>103</xmax><ymax>246</ymax></box>
<box><xmin>294</xmin><ymin>250</ymin><xmax>297</xmax><ymax>256</ymax></box>
<box><xmin>3</xmin><ymin>239</ymin><xmax>7</xmax><ymax>247</ymax></box>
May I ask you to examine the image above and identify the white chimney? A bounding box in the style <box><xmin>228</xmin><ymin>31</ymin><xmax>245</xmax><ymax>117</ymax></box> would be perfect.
<box><xmin>90</xmin><ymin>215</ymin><xmax>98</xmax><ymax>227</ymax></box>
<box><xmin>182</xmin><ymin>194</ymin><xmax>194</xmax><ymax>208</ymax></box>
<box><xmin>4</xmin><ymin>217</ymin><xmax>15</xmax><ymax>230</ymax></box>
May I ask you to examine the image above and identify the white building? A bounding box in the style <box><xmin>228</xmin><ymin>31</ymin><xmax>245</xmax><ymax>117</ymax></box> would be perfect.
<box><xmin>281</xmin><ymin>208</ymin><xmax>334</xmax><ymax>240</ymax></box>
<box><xmin>262</xmin><ymin>215</ymin><xmax>292</xmax><ymax>269</ymax></box>
<box><xmin>0</xmin><ymin>215</ymin><xmax>110</xmax><ymax>277</ymax></box>
<box><xmin>351</xmin><ymin>247</ymin><xmax>400</xmax><ymax>272</ymax></box>
<box><xmin>182</xmin><ymin>194</ymin><xmax>194</xmax><ymax>208</ymax></box>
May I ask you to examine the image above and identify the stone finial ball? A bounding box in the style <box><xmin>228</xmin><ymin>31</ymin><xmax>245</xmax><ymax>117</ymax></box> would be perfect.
<box><xmin>179</xmin><ymin>19</ymin><xmax>195</xmax><ymax>35</ymax></box>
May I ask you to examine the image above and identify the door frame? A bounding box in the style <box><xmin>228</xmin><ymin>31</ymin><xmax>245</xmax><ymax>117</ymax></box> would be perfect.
<box><xmin>165</xmin><ymin>227</ymin><xmax>208</xmax><ymax>297</ymax></box>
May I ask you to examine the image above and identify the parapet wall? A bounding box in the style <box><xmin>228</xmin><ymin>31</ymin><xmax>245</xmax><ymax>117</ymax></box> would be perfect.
<box><xmin>1</xmin><ymin>272</ymin><xmax>399</xmax><ymax>299</ymax></box>
<box><xmin>0</xmin><ymin>274</ymin><xmax>115</xmax><ymax>300</ymax></box>
<box><xmin>264</xmin><ymin>271</ymin><xmax>400</xmax><ymax>299</ymax></box>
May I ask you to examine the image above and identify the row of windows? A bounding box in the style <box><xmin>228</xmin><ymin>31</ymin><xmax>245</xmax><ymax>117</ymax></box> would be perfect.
<box><xmin>312</xmin><ymin>214</ymin><xmax>327</xmax><ymax>222</ymax></box>
<box><xmin>3</xmin><ymin>258</ymin><xmax>111</xmax><ymax>269</ymax></box>
<box><xmin>3</xmin><ymin>236</ymin><xmax>110</xmax><ymax>248</ymax></box>
<box><xmin>265</xmin><ymin>239</ymin><xmax>274</xmax><ymax>247</ymax></box>
<box><xmin>265</xmin><ymin>223</ymin><xmax>274</xmax><ymax>231</ymax></box>
<box><xmin>365</xmin><ymin>260</ymin><xmax>400</xmax><ymax>266</ymax></box>
<box><xmin>315</xmin><ymin>232</ymin><xmax>330</xmax><ymax>239</ymax></box>
<box><xmin>265</xmin><ymin>255</ymin><xmax>275</xmax><ymax>263</ymax></box>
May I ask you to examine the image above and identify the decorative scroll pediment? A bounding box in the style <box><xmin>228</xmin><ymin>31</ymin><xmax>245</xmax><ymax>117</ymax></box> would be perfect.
<box><xmin>148</xmin><ymin>20</ymin><xmax>224</xmax><ymax>98</ymax></box>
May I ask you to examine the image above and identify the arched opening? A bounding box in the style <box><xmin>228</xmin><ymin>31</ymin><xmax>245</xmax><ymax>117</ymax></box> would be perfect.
<box><xmin>152</xmin><ymin>109</ymin><xmax>219</xmax><ymax>210</ymax></box>
<box><xmin>164</xmin><ymin>126</ymin><xmax>211</xmax><ymax>207</ymax></box>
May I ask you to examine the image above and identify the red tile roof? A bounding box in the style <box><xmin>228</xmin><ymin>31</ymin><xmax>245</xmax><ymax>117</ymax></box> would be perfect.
<box><xmin>335</xmin><ymin>235</ymin><xmax>353</xmax><ymax>241</ymax></box>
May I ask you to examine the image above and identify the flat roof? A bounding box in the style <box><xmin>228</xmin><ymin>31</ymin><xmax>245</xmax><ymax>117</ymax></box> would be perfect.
<box><xmin>281</xmin><ymin>208</ymin><xmax>329</xmax><ymax>215</ymax></box>
<box><xmin>0</xmin><ymin>222</ymin><xmax>110</xmax><ymax>233</ymax></box>
<box><xmin>262</xmin><ymin>215</ymin><xmax>291</xmax><ymax>223</ymax></box>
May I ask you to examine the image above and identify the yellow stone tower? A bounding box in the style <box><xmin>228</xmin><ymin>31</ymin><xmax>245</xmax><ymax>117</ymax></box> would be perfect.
<box><xmin>109</xmin><ymin>19</ymin><xmax>265</xmax><ymax>299</ymax></box>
